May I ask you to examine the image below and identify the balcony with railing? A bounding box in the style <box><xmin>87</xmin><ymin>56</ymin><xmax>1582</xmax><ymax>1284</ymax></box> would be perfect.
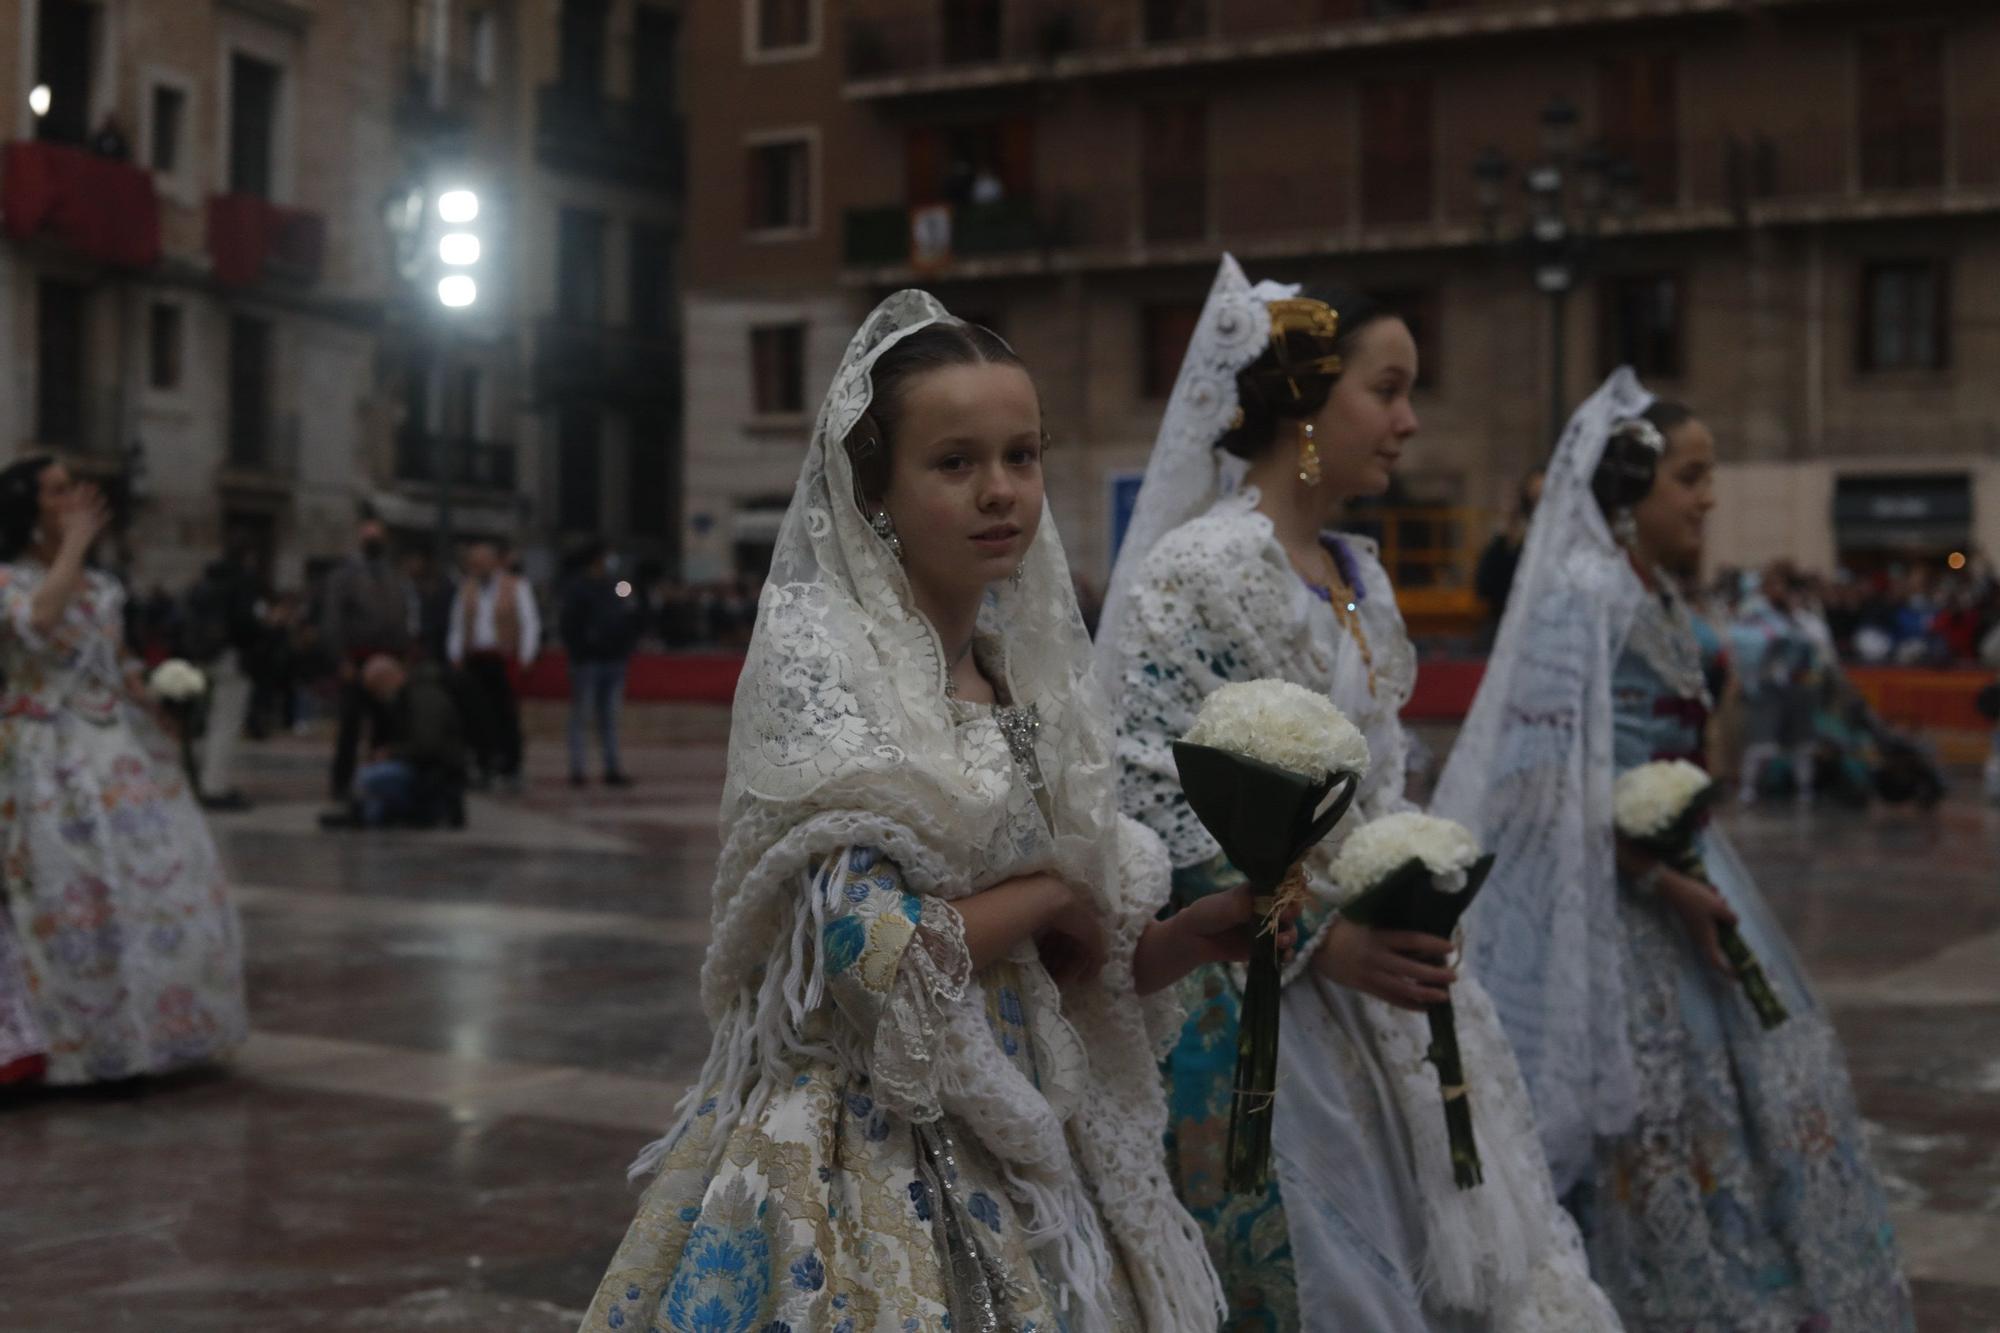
<box><xmin>839</xmin><ymin>118</ymin><xmax>2000</xmax><ymax>283</ymax></box>
<box><xmin>842</xmin><ymin>0</ymin><xmax>1739</xmax><ymax>99</ymax></box>
<box><xmin>533</xmin><ymin>320</ymin><xmax>682</xmax><ymax>406</ymax></box>
<box><xmin>394</xmin><ymin>430</ymin><xmax>518</xmax><ymax>493</ymax></box>
<box><xmin>535</xmin><ymin>84</ymin><xmax>684</xmax><ymax>189</ymax></box>
<box><xmin>0</xmin><ymin>140</ymin><xmax>161</xmax><ymax>269</ymax></box>
<box><xmin>207</xmin><ymin>194</ymin><xmax>326</xmax><ymax>288</ymax></box>
<box><xmin>1680</xmin><ymin>118</ymin><xmax>1999</xmax><ymax>226</ymax></box>
<box><xmin>843</xmin><ymin>196</ymin><xmax>1065</xmax><ymax>268</ymax></box>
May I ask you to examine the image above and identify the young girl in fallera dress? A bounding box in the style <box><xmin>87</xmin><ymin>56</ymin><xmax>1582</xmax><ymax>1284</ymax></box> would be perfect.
<box><xmin>579</xmin><ymin>292</ymin><xmax>1265</xmax><ymax>1332</ymax></box>
<box><xmin>1099</xmin><ymin>256</ymin><xmax>1618</xmax><ymax>1332</ymax></box>
<box><xmin>1435</xmin><ymin>373</ymin><xmax>1912</xmax><ymax>1331</ymax></box>
<box><xmin>0</xmin><ymin>457</ymin><xmax>246</xmax><ymax>1086</ymax></box>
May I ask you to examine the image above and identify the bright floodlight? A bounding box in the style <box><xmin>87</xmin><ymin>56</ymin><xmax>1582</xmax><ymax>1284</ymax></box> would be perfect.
<box><xmin>437</xmin><ymin>274</ymin><xmax>478</xmax><ymax>308</ymax></box>
<box><xmin>28</xmin><ymin>85</ymin><xmax>51</xmax><ymax>117</ymax></box>
<box><xmin>437</xmin><ymin>189</ymin><xmax>479</xmax><ymax>223</ymax></box>
<box><xmin>438</xmin><ymin>232</ymin><xmax>481</xmax><ymax>266</ymax></box>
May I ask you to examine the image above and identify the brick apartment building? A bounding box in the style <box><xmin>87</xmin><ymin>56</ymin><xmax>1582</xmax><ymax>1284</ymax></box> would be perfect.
<box><xmin>681</xmin><ymin>0</ymin><xmax>2000</xmax><ymax>601</ymax></box>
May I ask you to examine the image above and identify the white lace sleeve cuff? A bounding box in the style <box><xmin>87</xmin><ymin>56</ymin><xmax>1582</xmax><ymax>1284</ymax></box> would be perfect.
<box><xmin>866</xmin><ymin>895</ymin><xmax>972</xmax><ymax>1123</ymax></box>
<box><xmin>817</xmin><ymin>849</ymin><xmax>971</xmax><ymax>1123</ymax></box>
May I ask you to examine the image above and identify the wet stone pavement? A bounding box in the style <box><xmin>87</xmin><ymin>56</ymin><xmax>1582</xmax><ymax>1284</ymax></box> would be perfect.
<box><xmin>3</xmin><ymin>703</ymin><xmax>1997</xmax><ymax>1331</ymax></box>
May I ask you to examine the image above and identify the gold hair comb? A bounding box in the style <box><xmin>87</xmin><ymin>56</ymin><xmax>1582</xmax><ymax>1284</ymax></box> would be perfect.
<box><xmin>1265</xmin><ymin>298</ymin><xmax>1343</xmax><ymax>393</ymax></box>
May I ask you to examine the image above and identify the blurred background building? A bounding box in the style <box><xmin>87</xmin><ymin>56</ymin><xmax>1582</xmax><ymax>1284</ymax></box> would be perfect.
<box><xmin>0</xmin><ymin>0</ymin><xmax>684</xmax><ymax>588</ymax></box>
<box><xmin>682</xmin><ymin>0</ymin><xmax>2000</xmax><ymax>629</ymax></box>
<box><xmin>1</xmin><ymin>0</ymin><xmax>1996</xmax><ymax>622</ymax></box>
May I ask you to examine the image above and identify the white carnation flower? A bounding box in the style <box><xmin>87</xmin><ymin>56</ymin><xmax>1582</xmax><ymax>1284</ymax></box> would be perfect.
<box><xmin>1613</xmin><ymin>759</ymin><xmax>1714</xmax><ymax>839</ymax></box>
<box><xmin>1328</xmin><ymin>811</ymin><xmax>1485</xmax><ymax>903</ymax></box>
<box><xmin>1182</xmin><ymin>679</ymin><xmax>1370</xmax><ymax>782</ymax></box>
<box><xmin>148</xmin><ymin>658</ymin><xmax>208</xmax><ymax>703</ymax></box>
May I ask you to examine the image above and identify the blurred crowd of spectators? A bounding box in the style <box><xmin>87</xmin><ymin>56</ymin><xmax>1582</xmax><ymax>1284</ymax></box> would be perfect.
<box><xmin>1702</xmin><ymin>555</ymin><xmax>2000</xmax><ymax>670</ymax></box>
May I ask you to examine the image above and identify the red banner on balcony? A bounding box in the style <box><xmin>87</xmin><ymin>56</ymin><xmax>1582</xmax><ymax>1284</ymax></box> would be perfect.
<box><xmin>1</xmin><ymin>140</ymin><xmax>161</xmax><ymax>268</ymax></box>
<box><xmin>207</xmin><ymin>192</ymin><xmax>326</xmax><ymax>288</ymax></box>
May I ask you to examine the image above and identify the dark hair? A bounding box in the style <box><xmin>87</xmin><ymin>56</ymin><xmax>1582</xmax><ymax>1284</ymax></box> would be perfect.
<box><xmin>1591</xmin><ymin>400</ymin><xmax>1697</xmax><ymax>519</ymax></box>
<box><xmin>1217</xmin><ymin>287</ymin><xmax>1402</xmax><ymax>461</ymax></box>
<box><xmin>845</xmin><ymin>321</ymin><xmax>1026</xmax><ymax>507</ymax></box>
<box><xmin>0</xmin><ymin>456</ymin><xmax>55</xmax><ymax>561</ymax></box>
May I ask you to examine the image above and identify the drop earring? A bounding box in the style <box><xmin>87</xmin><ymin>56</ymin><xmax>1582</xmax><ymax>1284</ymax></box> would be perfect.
<box><xmin>1612</xmin><ymin>507</ymin><xmax>1639</xmax><ymax>549</ymax></box>
<box><xmin>1297</xmin><ymin>421</ymin><xmax>1322</xmax><ymax>487</ymax></box>
<box><xmin>870</xmin><ymin>510</ymin><xmax>905</xmax><ymax>564</ymax></box>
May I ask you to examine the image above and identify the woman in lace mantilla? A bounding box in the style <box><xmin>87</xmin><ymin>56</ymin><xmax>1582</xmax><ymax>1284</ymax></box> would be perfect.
<box><xmin>1099</xmin><ymin>256</ymin><xmax>1618</xmax><ymax>1333</ymax></box>
<box><xmin>1434</xmin><ymin>379</ymin><xmax>1911</xmax><ymax>1331</ymax></box>
<box><xmin>581</xmin><ymin>292</ymin><xmax>1261</xmax><ymax>1333</ymax></box>
<box><xmin>0</xmin><ymin>457</ymin><xmax>246</xmax><ymax>1085</ymax></box>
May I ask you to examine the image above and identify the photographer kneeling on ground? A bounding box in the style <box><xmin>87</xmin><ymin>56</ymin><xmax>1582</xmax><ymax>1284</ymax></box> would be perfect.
<box><xmin>321</xmin><ymin>654</ymin><xmax>467</xmax><ymax>830</ymax></box>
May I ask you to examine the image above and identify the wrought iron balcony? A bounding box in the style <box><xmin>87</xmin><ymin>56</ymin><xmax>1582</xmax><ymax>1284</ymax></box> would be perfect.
<box><xmin>535</xmin><ymin>84</ymin><xmax>684</xmax><ymax>190</ymax></box>
<box><xmin>394</xmin><ymin>430</ymin><xmax>518</xmax><ymax>493</ymax></box>
<box><xmin>1</xmin><ymin>140</ymin><xmax>161</xmax><ymax>269</ymax></box>
<box><xmin>207</xmin><ymin>194</ymin><xmax>325</xmax><ymax>288</ymax></box>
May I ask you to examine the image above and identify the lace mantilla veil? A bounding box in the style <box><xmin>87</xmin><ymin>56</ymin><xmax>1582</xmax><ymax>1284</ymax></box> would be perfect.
<box><xmin>1094</xmin><ymin>254</ymin><xmax>1299</xmax><ymax>703</ymax></box>
<box><xmin>643</xmin><ymin>289</ymin><xmax>1223</xmax><ymax>1331</ymax></box>
<box><xmin>1431</xmin><ymin>367</ymin><xmax>1656</xmax><ymax>1196</ymax></box>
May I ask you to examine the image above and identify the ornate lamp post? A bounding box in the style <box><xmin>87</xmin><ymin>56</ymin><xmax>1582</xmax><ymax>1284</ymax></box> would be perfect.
<box><xmin>384</xmin><ymin>178</ymin><xmax>488</xmax><ymax>563</ymax></box>
<box><xmin>1474</xmin><ymin>96</ymin><xmax>1639</xmax><ymax>446</ymax></box>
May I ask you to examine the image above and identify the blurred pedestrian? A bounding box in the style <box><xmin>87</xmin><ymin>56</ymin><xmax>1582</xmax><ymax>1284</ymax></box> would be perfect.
<box><xmin>184</xmin><ymin>548</ymin><xmax>266</xmax><ymax>811</ymax></box>
<box><xmin>1730</xmin><ymin>561</ymin><xmax>1823</xmax><ymax>804</ymax></box>
<box><xmin>319</xmin><ymin>518</ymin><xmax>417</xmax><ymax>803</ymax></box>
<box><xmin>447</xmin><ymin>541</ymin><xmax>539</xmax><ymax>793</ymax></box>
<box><xmin>1473</xmin><ymin>465</ymin><xmax>1544</xmax><ymax>638</ymax></box>
<box><xmin>560</xmin><ymin>542</ymin><xmax>644</xmax><ymax>787</ymax></box>
<box><xmin>246</xmin><ymin>590</ymin><xmax>303</xmax><ymax>739</ymax></box>
<box><xmin>405</xmin><ymin>549</ymin><xmax>456</xmax><ymax>665</ymax></box>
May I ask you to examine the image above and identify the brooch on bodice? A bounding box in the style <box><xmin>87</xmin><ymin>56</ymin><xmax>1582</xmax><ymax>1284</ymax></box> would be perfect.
<box><xmin>994</xmin><ymin>703</ymin><xmax>1042</xmax><ymax>774</ymax></box>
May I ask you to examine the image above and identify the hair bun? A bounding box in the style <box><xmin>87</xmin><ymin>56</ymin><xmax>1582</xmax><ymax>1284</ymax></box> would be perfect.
<box><xmin>1591</xmin><ymin>421</ymin><xmax>1662</xmax><ymax>518</ymax></box>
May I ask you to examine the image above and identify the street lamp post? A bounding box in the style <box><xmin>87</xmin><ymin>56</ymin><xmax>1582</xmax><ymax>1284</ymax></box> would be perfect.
<box><xmin>384</xmin><ymin>178</ymin><xmax>487</xmax><ymax>566</ymax></box>
<box><xmin>1473</xmin><ymin>97</ymin><xmax>1639</xmax><ymax>447</ymax></box>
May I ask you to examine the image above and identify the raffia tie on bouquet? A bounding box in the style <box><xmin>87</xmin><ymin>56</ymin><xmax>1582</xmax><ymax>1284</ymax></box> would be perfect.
<box><xmin>1258</xmin><ymin>863</ymin><xmax>1312</xmax><ymax>937</ymax></box>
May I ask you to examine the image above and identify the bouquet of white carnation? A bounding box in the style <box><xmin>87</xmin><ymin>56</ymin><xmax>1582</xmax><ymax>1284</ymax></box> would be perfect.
<box><xmin>1330</xmin><ymin>812</ymin><xmax>1495</xmax><ymax>1188</ymax></box>
<box><xmin>148</xmin><ymin>659</ymin><xmax>208</xmax><ymax>703</ymax></box>
<box><xmin>1175</xmin><ymin>679</ymin><xmax>1368</xmax><ymax>1192</ymax></box>
<box><xmin>1180</xmin><ymin>679</ymin><xmax>1372</xmax><ymax>781</ymax></box>
<box><xmin>1614</xmin><ymin>760</ymin><xmax>1787</xmax><ymax>1029</ymax></box>
<box><xmin>146</xmin><ymin>658</ymin><xmax>210</xmax><ymax>798</ymax></box>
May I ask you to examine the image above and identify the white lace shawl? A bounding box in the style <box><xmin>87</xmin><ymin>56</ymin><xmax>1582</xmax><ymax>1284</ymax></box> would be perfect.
<box><xmin>639</xmin><ymin>290</ymin><xmax>1222</xmax><ymax>1332</ymax></box>
<box><xmin>1110</xmin><ymin>494</ymin><xmax>1416</xmax><ymax>864</ymax></box>
<box><xmin>1431</xmin><ymin>368</ymin><xmax>1657</xmax><ymax>1198</ymax></box>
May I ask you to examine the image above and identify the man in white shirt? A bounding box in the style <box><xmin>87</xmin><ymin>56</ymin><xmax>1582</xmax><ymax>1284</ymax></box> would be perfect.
<box><xmin>447</xmin><ymin>541</ymin><xmax>540</xmax><ymax>793</ymax></box>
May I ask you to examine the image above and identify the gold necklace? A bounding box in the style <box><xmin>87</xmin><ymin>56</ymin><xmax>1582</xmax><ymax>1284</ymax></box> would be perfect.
<box><xmin>1299</xmin><ymin>545</ymin><xmax>1377</xmax><ymax>698</ymax></box>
